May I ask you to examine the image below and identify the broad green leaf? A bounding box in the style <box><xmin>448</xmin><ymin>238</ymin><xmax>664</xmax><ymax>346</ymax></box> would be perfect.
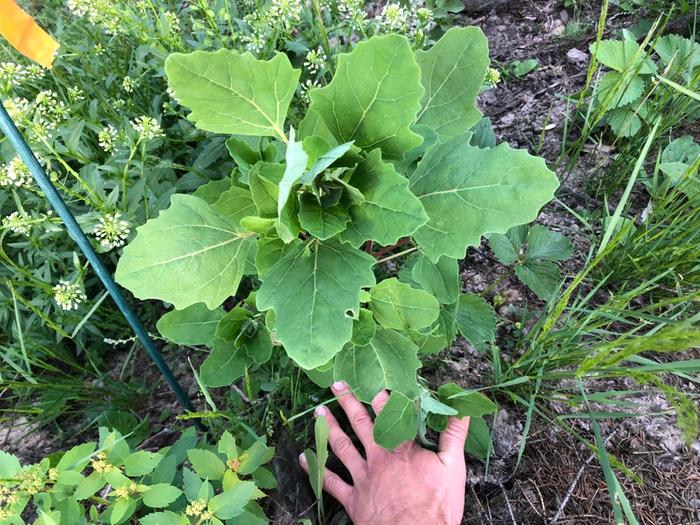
<box><xmin>238</xmin><ymin>440</ymin><xmax>274</xmax><ymax>475</ymax></box>
<box><xmin>369</xmin><ymin>278</ymin><xmax>439</xmax><ymax>332</ymax></box>
<box><xmin>469</xmin><ymin>117</ymin><xmax>497</xmax><ymax>149</ymax></box>
<box><xmin>455</xmin><ymin>293</ymin><xmax>496</xmax><ymax>347</ymax></box>
<box><xmin>654</xmin><ymin>34</ymin><xmax>700</xmax><ymax>79</ymax></box>
<box><xmin>0</xmin><ymin>452</ymin><xmax>21</xmax><ymax>478</ymax></box>
<box><xmin>298</xmin><ymin>193</ymin><xmax>350</xmax><ymax>240</ymax></box>
<box><xmin>525</xmin><ymin>225</ymin><xmax>572</xmax><ymax>262</ymax></box>
<box><xmin>74</xmin><ymin>472</ymin><xmax>106</xmax><ymax>500</ymax></box>
<box><xmin>302</xmin><ymin>35</ymin><xmax>424</xmax><ymax>159</ymax></box>
<box><xmin>115</xmin><ymin>195</ymin><xmax>255</xmax><ymax>310</ymax></box>
<box><xmin>200</xmin><ymin>308</ymin><xmax>250</xmax><ymax>387</ymax></box>
<box><xmin>438</xmin><ymin>383</ymin><xmax>497</xmax><ymax>417</ymax></box>
<box><xmin>334</xmin><ymin>327</ymin><xmax>421</xmax><ymax>402</ymax></box>
<box><xmin>212</xmin><ymin>186</ymin><xmax>256</xmax><ymax>226</ymax></box>
<box><xmin>110</xmin><ymin>497</ymin><xmax>133</xmax><ymax>524</ymax></box>
<box><xmin>420</xmin><ymin>389</ymin><xmax>458</xmax><ymax>416</ymax></box>
<box><xmin>240</xmin><ymin>325</ymin><xmax>273</xmax><ymax>365</ymax></box>
<box><xmin>123</xmin><ymin>451</ymin><xmax>163</xmax><ymax>477</ymax></box>
<box><xmin>589</xmin><ymin>39</ymin><xmax>656</xmax><ymax>74</ymax></box>
<box><xmin>165</xmin><ymin>50</ymin><xmax>300</xmax><ymax>140</ymax></box>
<box><xmin>156</xmin><ymin>304</ymin><xmax>225</xmax><ymax>346</ymax></box>
<box><xmin>56</xmin><ymin>442</ymin><xmax>96</xmax><ymax>472</ymax></box>
<box><xmin>252</xmin><ymin>466</ymin><xmax>277</xmax><ymax>489</ymax></box>
<box><xmin>255</xmin><ymin>237</ymin><xmax>302</xmax><ymax>275</ymax></box>
<box><xmin>659</xmin><ymin>136</ymin><xmax>700</xmax><ymax>196</ymax></box>
<box><xmin>182</xmin><ymin>468</ymin><xmax>205</xmax><ymax>502</ymax></box>
<box><xmin>218</xmin><ymin>431</ymin><xmax>238</xmax><ymax>459</ymax></box>
<box><xmin>249</xmin><ymin>162</ymin><xmax>302</xmax><ymax>242</ymax></box>
<box><xmin>340</xmin><ymin>149</ymin><xmax>427</xmax><ymax>247</ymax></box>
<box><xmin>142</xmin><ymin>484</ymin><xmax>182</xmax><ymax>508</ymax></box>
<box><xmin>304</xmin><ymin>358</ymin><xmax>335</xmax><ymax>388</ymax></box>
<box><xmin>278</xmin><ymin>127</ymin><xmax>308</xmax><ymax>218</ymax></box>
<box><xmin>305</xmin><ymin>416</ymin><xmax>329</xmax><ymax>507</ymax></box>
<box><xmin>209</xmin><ymin>482</ymin><xmax>257</xmax><ymax>519</ymax></box>
<box><xmin>351</xmin><ymin>308</ymin><xmax>376</xmax><ymax>346</ymax></box>
<box><xmin>415</xmin><ymin>27</ymin><xmax>489</xmax><ymax>140</ymax></box>
<box><xmin>411</xmin><ymin>252</ymin><xmax>460</xmax><ymax>304</ymax></box>
<box><xmin>187</xmin><ymin>449</ymin><xmax>226</xmax><ymax>480</ymax></box>
<box><xmin>257</xmin><ymin>240</ymin><xmax>376</xmax><ymax>369</ymax></box>
<box><xmin>373</xmin><ymin>391</ymin><xmax>418</xmax><ymax>450</ymax></box>
<box><xmin>515</xmin><ymin>260</ymin><xmax>562</xmax><ymax>300</ymax></box>
<box><xmin>193</xmin><ymin>179</ymin><xmax>231</xmax><ymax>204</ymax></box>
<box><xmin>409</xmin><ymin>138</ymin><xmax>559</xmax><ymax>261</ymax></box>
<box><xmin>464</xmin><ymin>416</ymin><xmax>492</xmax><ymax>460</ymax></box>
<box><xmin>139</xmin><ymin>511</ymin><xmax>188</xmax><ymax>525</ymax></box>
<box><xmin>596</xmin><ymin>71</ymin><xmax>644</xmax><ymax>109</ymax></box>
<box><xmin>99</xmin><ymin>428</ymin><xmax>130</xmax><ymax>464</ymax></box>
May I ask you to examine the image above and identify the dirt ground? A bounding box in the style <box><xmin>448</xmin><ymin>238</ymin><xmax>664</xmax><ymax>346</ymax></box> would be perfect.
<box><xmin>3</xmin><ymin>1</ymin><xmax>699</xmax><ymax>524</ymax></box>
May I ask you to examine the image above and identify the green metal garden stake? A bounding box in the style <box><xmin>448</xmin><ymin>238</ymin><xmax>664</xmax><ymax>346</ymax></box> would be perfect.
<box><xmin>0</xmin><ymin>99</ymin><xmax>204</xmax><ymax>430</ymax></box>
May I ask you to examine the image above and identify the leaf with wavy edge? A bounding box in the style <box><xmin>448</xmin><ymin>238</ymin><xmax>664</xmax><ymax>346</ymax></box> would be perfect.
<box><xmin>409</xmin><ymin>137</ymin><xmax>559</xmax><ymax>262</ymax></box>
<box><xmin>165</xmin><ymin>50</ymin><xmax>300</xmax><ymax>140</ymax></box>
<box><xmin>115</xmin><ymin>195</ymin><xmax>255</xmax><ymax>310</ymax></box>
<box><xmin>334</xmin><ymin>327</ymin><xmax>420</xmax><ymax>403</ymax></box>
<box><xmin>415</xmin><ymin>27</ymin><xmax>489</xmax><ymax>140</ymax></box>
<box><xmin>257</xmin><ymin>239</ymin><xmax>376</xmax><ymax>369</ymax></box>
<box><xmin>301</xmin><ymin>34</ymin><xmax>424</xmax><ymax>159</ymax></box>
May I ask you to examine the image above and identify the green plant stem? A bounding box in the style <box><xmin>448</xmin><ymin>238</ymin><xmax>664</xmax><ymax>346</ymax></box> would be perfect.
<box><xmin>374</xmin><ymin>246</ymin><xmax>418</xmax><ymax>265</ymax></box>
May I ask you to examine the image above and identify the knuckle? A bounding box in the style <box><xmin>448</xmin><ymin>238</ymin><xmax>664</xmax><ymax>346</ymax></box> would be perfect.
<box><xmin>324</xmin><ymin>473</ymin><xmax>339</xmax><ymax>493</ymax></box>
<box><xmin>444</xmin><ymin>425</ymin><xmax>467</xmax><ymax>441</ymax></box>
<box><xmin>332</xmin><ymin>436</ymin><xmax>354</xmax><ymax>456</ymax></box>
<box><xmin>351</xmin><ymin>411</ymin><xmax>372</xmax><ymax>428</ymax></box>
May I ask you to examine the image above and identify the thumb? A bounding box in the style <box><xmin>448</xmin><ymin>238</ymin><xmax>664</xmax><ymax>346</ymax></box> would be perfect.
<box><xmin>438</xmin><ymin>416</ymin><xmax>470</xmax><ymax>464</ymax></box>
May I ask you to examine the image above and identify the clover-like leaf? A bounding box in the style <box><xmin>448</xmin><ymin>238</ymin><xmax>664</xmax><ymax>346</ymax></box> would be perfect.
<box><xmin>165</xmin><ymin>50</ymin><xmax>300</xmax><ymax>140</ymax></box>
<box><xmin>334</xmin><ymin>327</ymin><xmax>421</xmax><ymax>402</ymax></box>
<box><xmin>115</xmin><ymin>195</ymin><xmax>255</xmax><ymax>310</ymax></box>
<box><xmin>302</xmin><ymin>34</ymin><xmax>424</xmax><ymax>159</ymax></box>
<box><xmin>409</xmin><ymin>137</ymin><xmax>559</xmax><ymax>261</ymax></box>
<box><xmin>415</xmin><ymin>27</ymin><xmax>489</xmax><ymax>140</ymax></box>
<box><xmin>257</xmin><ymin>240</ymin><xmax>376</xmax><ymax>369</ymax></box>
<box><xmin>340</xmin><ymin>149</ymin><xmax>427</xmax><ymax>247</ymax></box>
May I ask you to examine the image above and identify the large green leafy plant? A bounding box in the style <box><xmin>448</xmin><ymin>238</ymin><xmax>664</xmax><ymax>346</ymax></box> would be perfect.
<box><xmin>115</xmin><ymin>28</ymin><xmax>559</xmax><ymax>448</ymax></box>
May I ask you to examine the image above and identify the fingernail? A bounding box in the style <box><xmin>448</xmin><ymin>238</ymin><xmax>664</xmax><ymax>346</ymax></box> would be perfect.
<box><xmin>299</xmin><ymin>452</ymin><xmax>307</xmax><ymax>464</ymax></box>
<box><xmin>332</xmin><ymin>381</ymin><xmax>348</xmax><ymax>392</ymax></box>
<box><xmin>314</xmin><ymin>406</ymin><xmax>328</xmax><ymax>417</ymax></box>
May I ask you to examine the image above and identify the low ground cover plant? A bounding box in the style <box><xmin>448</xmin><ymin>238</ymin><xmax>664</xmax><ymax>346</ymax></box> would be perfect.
<box><xmin>0</xmin><ymin>427</ymin><xmax>274</xmax><ymax>525</ymax></box>
<box><xmin>114</xmin><ymin>27</ymin><xmax>559</xmax><ymax>448</ymax></box>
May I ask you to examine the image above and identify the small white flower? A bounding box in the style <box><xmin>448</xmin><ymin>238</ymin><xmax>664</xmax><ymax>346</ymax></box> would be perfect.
<box><xmin>68</xmin><ymin>86</ymin><xmax>85</xmax><ymax>103</ymax></box>
<box><xmin>52</xmin><ymin>280</ymin><xmax>87</xmax><ymax>311</ymax></box>
<box><xmin>1</xmin><ymin>211</ymin><xmax>30</xmax><ymax>236</ymax></box>
<box><xmin>94</xmin><ymin>43</ymin><xmax>105</xmax><ymax>56</ymax></box>
<box><xmin>4</xmin><ymin>97</ymin><xmax>30</xmax><ymax>124</ymax></box>
<box><xmin>122</xmin><ymin>76</ymin><xmax>135</xmax><ymax>93</ymax></box>
<box><xmin>379</xmin><ymin>3</ymin><xmax>408</xmax><ymax>31</ymax></box>
<box><xmin>299</xmin><ymin>79</ymin><xmax>320</xmax><ymax>103</ymax></box>
<box><xmin>0</xmin><ymin>157</ymin><xmax>32</xmax><ymax>188</ymax></box>
<box><xmin>98</xmin><ymin>125</ymin><xmax>118</xmax><ymax>153</ymax></box>
<box><xmin>304</xmin><ymin>47</ymin><xmax>327</xmax><ymax>75</ymax></box>
<box><xmin>131</xmin><ymin>116</ymin><xmax>163</xmax><ymax>141</ymax></box>
<box><xmin>164</xmin><ymin>11</ymin><xmax>181</xmax><ymax>33</ymax></box>
<box><xmin>93</xmin><ymin>212</ymin><xmax>130</xmax><ymax>249</ymax></box>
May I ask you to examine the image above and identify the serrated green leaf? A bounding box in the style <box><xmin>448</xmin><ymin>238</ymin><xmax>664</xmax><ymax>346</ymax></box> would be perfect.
<box><xmin>302</xmin><ymin>35</ymin><xmax>424</xmax><ymax>159</ymax></box>
<box><xmin>654</xmin><ymin>34</ymin><xmax>700</xmax><ymax>79</ymax></box>
<box><xmin>340</xmin><ymin>149</ymin><xmax>427</xmax><ymax>247</ymax></box>
<box><xmin>607</xmin><ymin>107</ymin><xmax>642</xmax><ymax>137</ymax></box>
<box><xmin>156</xmin><ymin>304</ymin><xmax>225</xmax><ymax>347</ymax></box>
<box><xmin>218</xmin><ymin>431</ymin><xmax>238</xmax><ymax>459</ymax></box>
<box><xmin>139</xmin><ymin>511</ymin><xmax>188</xmax><ymax>525</ymax></box>
<box><xmin>74</xmin><ymin>472</ymin><xmax>105</xmax><ymax>500</ymax></box>
<box><xmin>411</xmin><ymin>252</ymin><xmax>460</xmax><ymax>304</ymax></box>
<box><xmin>239</xmin><ymin>440</ymin><xmax>273</xmax><ymax>476</ymax></box>
<box><xmin>589</xmin><ymin>39</ymin><xmax>656</xmax><ymax>74</ymax></box>
<box><xmin>298</xmin><ymin>193</ymin><xmax>350</xmax><ymax>240</ymax></box>
<box><xmin>455</xmin><ymin>293</ymin><xmax>496</xmax><ymax>347</ymax></box>
<box><xmin>409</xmin><ymin>139</ymin><xmax>559</xmax><ymax>261</ymax></box>
<box><xmin>209</xmin><ymin>482</ymin><xmax>257</xmax><ymax>519</ymax></box>
<box><xmin>56</xmin><ymin>443</ymin><xmax>96</xmax><ymax>472</ymax></box>
<box><xmin>515</xmin><ymin>260</ymin><xmax>562</xmax><ymax>300</ymax></box>
<box><xmin>165</xmin><ymin>50</ymin><xmax>300</xmax><ymax>140</ymax></box>
<box><xmin>373</xmin><ymin>391</ymin><xmax>418</xmax><ymax>450</ymax></box>
<box><xmin>187</xmin><ymin>449</ymin><xmax>226</xmax><ymax>480</ymax></box>
<box><xmin>415</xmin><ymin>27</ymin><xmax>489</xmax><ymax>140</ymax></box>
<box><xmin>257</xmin><ymin>240</ymin><xmax>376</xmax><ymax>369</ymax></box>
<box><xmin>123</xmin><ymin>451</ymin><xmax>163</xmax><ymax>477</ymax></box>
<box><xmin>115</xmin><ymin>195</ymin><xmax>255</xmax><ymax>310</ymax></box>
<box><xmin>596</xmin><ymin>71</ymin><xmax>644</xmax><ymax>109</ymax></box>
<box><xmin>142</xmin><ymin>484</ymin><xmax>182</xmax><ymax>508</ymax></box>
<box><xmin>334</xmin><ymin>327</ymin><xmax>421</xmax><ymax>402</ymax></box>
<box><xmin>487</xmin><ymin>225</ymin><xmax>527</xmax><ymax>266</ymax></box>
<box><xmin>525</xmin><ymin>225</ymin><xmax>572</xmax><ymax>262</ymax></box>
<box><xmin>369</xmin><ymin>278</ymin><xmax>440</xmax><ymax>332</ymax></box>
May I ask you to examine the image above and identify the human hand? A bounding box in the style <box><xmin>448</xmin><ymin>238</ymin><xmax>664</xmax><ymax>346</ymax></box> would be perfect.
<box><xmin>299</xmin><ymin>381</ymin><xmax>470</xmax><ymax>525</ymax></box>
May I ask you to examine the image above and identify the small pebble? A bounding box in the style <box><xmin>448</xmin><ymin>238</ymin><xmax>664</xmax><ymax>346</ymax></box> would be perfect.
<box><xmin>567</xmin><ymin>48</ymin><xmax>588</xmax><ymax>64</ymax></box>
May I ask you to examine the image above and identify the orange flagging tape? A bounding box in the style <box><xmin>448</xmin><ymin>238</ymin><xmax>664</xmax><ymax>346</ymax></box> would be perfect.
<box><xmin>0</xmin><ymin>0</ymin><xmax>59</xmax><ymax>68</ymax></box>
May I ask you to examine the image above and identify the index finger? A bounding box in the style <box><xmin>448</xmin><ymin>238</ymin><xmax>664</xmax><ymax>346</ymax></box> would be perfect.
<box><xmin>331</xmin><ymin>381</ymin><xmax>375</xmax><ymax>450</ymax></box>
